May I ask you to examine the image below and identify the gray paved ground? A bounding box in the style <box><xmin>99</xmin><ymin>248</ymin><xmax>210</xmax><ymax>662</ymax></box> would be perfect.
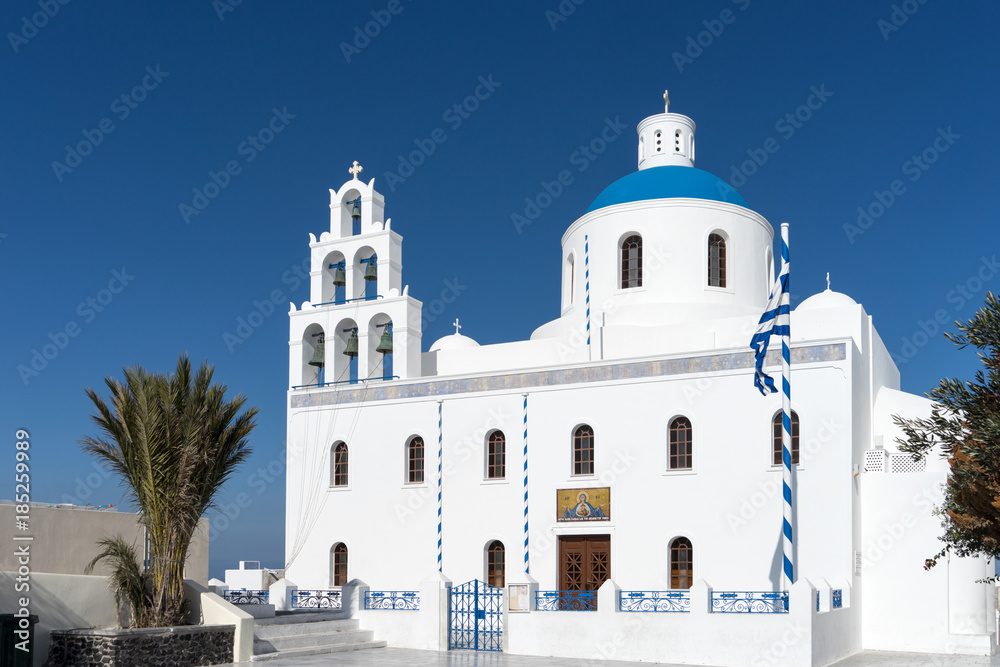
<box><xmin>221</xmin><ymin>647</ymin><xmax>1000</xmax><ymax>666</ymax></box>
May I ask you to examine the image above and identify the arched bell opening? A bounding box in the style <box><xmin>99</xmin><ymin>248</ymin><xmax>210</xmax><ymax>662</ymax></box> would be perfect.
<box><xmin>332</xmin><ymin>317</ymin><xmax>359</xmax><ymax>385</ymax></box>
<box><xmin>339</xmin><ymin>188</ymin><xmax>362</xmax><ymax>237</ymax></box>
<box><xmin>302</xmin><ymin>323</ymin><xmax>326</xmax><ymax>386</ymax></box>
<box><xmin>322</xmin><ymin>250</ymin><xmax>347</xmax><ymax>305</ymax></box>
<box><xmin>353</xmin><ymin>246</ymin><xmax>378</xmax><ymax>302</ymax></box>
<box><xmin>367</xmin><ymin>314</ymin><xmax>393</xmax><ymax>381</ymax></box>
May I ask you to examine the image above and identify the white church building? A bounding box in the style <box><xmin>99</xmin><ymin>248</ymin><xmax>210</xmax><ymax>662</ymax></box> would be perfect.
<box><xmin>282</xmin><ymin>95</ymin><xmax>996</xmax><ymax>665</ymax></box>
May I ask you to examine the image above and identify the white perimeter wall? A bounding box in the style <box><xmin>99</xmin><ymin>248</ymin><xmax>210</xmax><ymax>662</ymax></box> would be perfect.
<box><xmin>861</xmin><ymin>471</ymin><xmax>996</xmax><ymax>654</ymax></box>
<box><xmin>0</xmin><ymin>572</ymin><xmax>118</xmax><ymax>667</ymax></box>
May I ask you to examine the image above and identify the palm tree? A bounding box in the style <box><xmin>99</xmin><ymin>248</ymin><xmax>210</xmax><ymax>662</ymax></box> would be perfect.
<box><xmin>85</xmin><ymin>536</ymin><xmax>150</xmax><ymax>628</ymax></box>
<box><xmin>81</xmin><ymin>354</ymin><xmax>258</xmax><ymax>628</ymax></box>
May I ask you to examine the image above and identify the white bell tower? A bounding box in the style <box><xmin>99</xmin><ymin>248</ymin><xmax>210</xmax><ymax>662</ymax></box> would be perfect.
<box><xmin>288</xmin><ymin>161</ymin><xmax>423</xmax><ymax>389</ymax></box>
<box><xmin>637</xmin><ymin>90</ymin><xmax>696</xmax><ymax>170</ymax></box>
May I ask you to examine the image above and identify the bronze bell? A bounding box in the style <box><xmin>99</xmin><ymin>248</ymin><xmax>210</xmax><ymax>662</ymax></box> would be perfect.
<box><xmin>332</xmin><ymin>265</ymin><xmax>346</xmax><ymax>287</ymax></box>
<box><xmin>351</xmin><ymin>202</ymin><xmax>361</xmax><ymax>220</ymax></box>
<box><xmin>308</xmin><ymin>338</ymin><xmax>325</xmax><ymax>367</ymax></box>
<box><xmin>364</xmin><ymin>260</ymin><xmax>377</xmax><ymax>282</ymax></box>
<box><xmin>376</xmin><ymin>329</ymin><xmax>393</xmax><ymax>354</ymax></box>
<box><xmin>343</xmin><ymin>330</ymin><xmax>359</xmax><ymax>357</ymax></box>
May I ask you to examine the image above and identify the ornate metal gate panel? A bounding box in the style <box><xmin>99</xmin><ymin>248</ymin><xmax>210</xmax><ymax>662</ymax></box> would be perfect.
<box><xmin>449</xmin><ymin>579</ymin><xmax>503</xmax><ymax>651</ymax></box>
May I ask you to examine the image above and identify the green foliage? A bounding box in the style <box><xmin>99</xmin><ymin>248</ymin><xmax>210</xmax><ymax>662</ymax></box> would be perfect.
<box><xmin>81</xmin><ymin>354</ymin><xmax>258</xmax><ymax>628</ymax></box>
<box><xmin>85</xmin><ymin>536</ymin><xmax>150</xmax><ymax>628</ymax></box>
<box><xmin>894</xmin><ymin>292</ymin><xmax>1000</xmax><ymax>571</ymax></box>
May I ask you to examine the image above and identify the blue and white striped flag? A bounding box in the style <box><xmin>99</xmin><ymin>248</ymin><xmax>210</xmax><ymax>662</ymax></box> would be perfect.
<box><xmin>749</xmin><ymin>259</ymin><xmax>790</xmax><ymax>395</ymax></box>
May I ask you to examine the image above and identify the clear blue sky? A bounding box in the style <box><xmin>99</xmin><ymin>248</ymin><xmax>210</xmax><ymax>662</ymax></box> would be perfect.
<box><xmin>3</xmin><ymin>1</ymin><xmax>997</xmax><ymax>579</ymax></box>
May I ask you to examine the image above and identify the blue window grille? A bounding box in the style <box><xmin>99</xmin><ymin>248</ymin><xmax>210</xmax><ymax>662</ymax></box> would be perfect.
<box><xmin>816</xmin><ymin>591</ymin><xmax>820</xmax><ymax>612</ymax></box>
<box><xmin>222</xmin><ymin>589</ymin><xmax>269</xmax><ymax>605</ymax></box>
<box><xmin>535</xmin><ymin>590</ymin><xmax>597</xmax><ymax>611</ymax></box>
<box><xmin>832</xmin><ymin>589</ymin><xmax>843</xmax><ymax>609</ymax></box>
<box><xmin>364</xmin><ymin>591</ymin><xmax>419</xmax><ymax>610</ymax></box>
<box><xmin>619</xmin><ymin>590</ymin><xmax>690</xmax><ymax>613</ymax></box>
<box><xmin>711</xmin><ymin>591</ymin><xmax>788</xmax><ymax>614</ymax></box>
<box><xmin>291</xmin><ymin>589</ymin><xmax>342</xmax><ymax>610</ymax></box>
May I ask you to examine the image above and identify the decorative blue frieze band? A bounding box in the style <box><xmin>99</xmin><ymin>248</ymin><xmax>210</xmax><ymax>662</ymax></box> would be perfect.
<box><xmin>291</xmin><ymin>343</ymin><xmax>846</xmax><ymax>408</ymax></box>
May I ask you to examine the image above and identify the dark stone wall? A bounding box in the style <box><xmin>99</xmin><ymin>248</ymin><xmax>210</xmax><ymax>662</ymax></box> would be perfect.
<box><xmin>45</xmin><ymin>625</ymin><xmax>234</xmax><ymax>667</ymax></box>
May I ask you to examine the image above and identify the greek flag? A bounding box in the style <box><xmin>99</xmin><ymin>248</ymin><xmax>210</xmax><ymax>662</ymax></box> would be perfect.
<box><xmin>749</xmin><ymin>259</ymin><xmax>789</xmax><ymax>395</ymax></box>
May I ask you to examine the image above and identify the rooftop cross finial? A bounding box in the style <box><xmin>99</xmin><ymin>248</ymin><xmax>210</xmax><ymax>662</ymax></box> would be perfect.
<box><xmin>826</xmin><ymin>272</ymin><xmax>831</xmax><ymax>291</ymax></box>
<box><xmin>453</xmin><ymin>318</ymin><xmax>462</xmax><ymax>335</ymax></box>
<box><xmin>664</xmin><ymin>90</ymin><xmax>670</xmax><ymax>113</ymax></box>
<box><xmin>349</xmin><ymin>161</ymin><xmax>363</xmax><ymax>180</ymax></box>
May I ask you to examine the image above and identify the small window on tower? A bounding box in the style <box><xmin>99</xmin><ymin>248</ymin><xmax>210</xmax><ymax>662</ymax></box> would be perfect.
<box><xmin>675</xmin><ymin>129</ymin><xmax>682</xmax><ymax>153</ymax></box>
<box><xmin>621</xmin><ymin>235</ymin><xmax>642</xmax><ymax>289</ymax></box>
<box><xmin>708</xmin><ymin>234</ymin><xmax>727</xmax><ymax>288</ymax></box>
<box><xmin>654</xmin><ymin>130</ymin><xmax>663</xmax><ymax>153</ymax></box>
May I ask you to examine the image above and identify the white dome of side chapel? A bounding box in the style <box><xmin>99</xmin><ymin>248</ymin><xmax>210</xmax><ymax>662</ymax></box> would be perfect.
<box><xmin>797</xmin><ymin>276</ymin><xmax>859</xmax><ymax>311</ymax></box>
<box><xmin>430</xmin><ymin>332</ymin><xmax>480</xmax><ymax>352</ymax></box>
<box><xmin>797</xmin><ymin>289</ymin><xmax>859</xmax><ymax>311</ymax></box>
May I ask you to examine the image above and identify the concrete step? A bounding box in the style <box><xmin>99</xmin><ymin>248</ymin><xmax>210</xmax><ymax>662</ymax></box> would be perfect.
<box><xmin>255</xmin><ymin>628</ymin><xmax>374</xmax><ymax>653</ymax></box>
<box><xmin>250</xmin><ymin>640</ymin><xmax>387</xmax><ymax>662</ymax></box>
<box><xmin>254</xmin><ymin>618</ymin><xmax>359</xmax><ymax>640</ymax></box>
<box><xmin>256</xmin><ymin>610</ymin><xmax>346</xmax><ymax>625</ymax></box>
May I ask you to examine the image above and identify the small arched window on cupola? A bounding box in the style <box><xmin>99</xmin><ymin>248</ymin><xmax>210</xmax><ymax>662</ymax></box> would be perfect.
<box><xmin>621</xmin><ymin>235</ymin><xmax>642</xmax><ymax>289</ymax></box>
<box><xmin>674</xmin><ymin>129</ymin><xmax>682</xmax><ymax>153</ymax></box>
<box><xmin>654</xmin><ymin>129</ymin><xmax>663</xmax><ymax>153</ymax></box>
<box><xmin>708</xmin><ymin>233</ymin><xmax>727</xmax><ymax>288</ymax></box>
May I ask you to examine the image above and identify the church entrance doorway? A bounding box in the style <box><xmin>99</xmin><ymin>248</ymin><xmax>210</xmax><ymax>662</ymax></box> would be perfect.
<box><xmin>448</xmin><ymin>579</ymin><xmax>503</xmax><ymax>652</ymax></box>
<box><xmin>558</xmin><ymin>535</ymin><xmax>610</xmax><ymax>610</ymax></box>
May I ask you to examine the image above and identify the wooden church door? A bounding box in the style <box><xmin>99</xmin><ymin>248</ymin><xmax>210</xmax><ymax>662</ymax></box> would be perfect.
<box><xmin>558</xmin><ymin>535</ymin><xmax>610</xmax><ymax>609</ymax></box>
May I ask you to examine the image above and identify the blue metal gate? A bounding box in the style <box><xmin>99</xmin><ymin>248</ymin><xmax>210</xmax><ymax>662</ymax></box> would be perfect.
<box><xmin>448</xmin><ymin>579</ymin><xmax>503</xmax><ymax>651</ymax></box>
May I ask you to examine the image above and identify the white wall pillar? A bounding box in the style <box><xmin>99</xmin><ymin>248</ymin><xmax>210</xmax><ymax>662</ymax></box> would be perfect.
<box><xmin>690</xmin><ymin>579</ymin><xmax>711</xmax><ymax>615</ymax></box>
<box><xmin>342</xmin><ymin>578</ymin><xmax>369</xmax><ymax>618</ymax></box>
<box><xmin>268</xmin><ymin>578</ymin><xmax>296</xmax><ymax>612</ymax></box>
<box><xmin>419</xmin><ymin>571</ymin><xmax>451</xmax><ymax>651</ymax></box>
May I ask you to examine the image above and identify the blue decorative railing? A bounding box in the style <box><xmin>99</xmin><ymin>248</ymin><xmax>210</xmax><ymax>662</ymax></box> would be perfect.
<box><xmin>222</xmin><ymin>589</ymin><xmax>269</xmax><ymax>605</ymax></box>
<box><xmin>292</xmin><ymin>376</ymin><xmax>400</xmax><ymax>390</ymax></box>
<box><xmin>619</xmin><ymin>590</ymin><xmax>690</xmax><ymax>613</ymax></box>
<box><xmin>292</xmin><ymin>589</ymin><xmax>342</xmax><ymax>610</ymax></box>
<box><xmin>535</xmin><ymin>590</ymin><xmax>597</xmax><ymax>611</ymax></box>
<box><xmin>364</xmin><ymin>590</ymin><xmax>419</xmax><ymax>610</ymax></box>
<box><xmin>711</xmin><ymin>591</ymin><xmax>788</xmax><ymax>614</ymax></box>
<box><xmin>816</xmin><ymin>591</ymin><xmax>820</xmax><ymax>612</ymax></box>
<box><xmin>832</xmin><ymin>589</ymin><xmax>843</xmax><ymax>609</ymax></box>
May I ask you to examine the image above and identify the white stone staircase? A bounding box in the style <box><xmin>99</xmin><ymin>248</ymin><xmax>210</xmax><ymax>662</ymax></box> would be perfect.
<box><xmin>251</xmin><ymin>611</ymin><xmax>386</xmax><ymax>662</ymax></box>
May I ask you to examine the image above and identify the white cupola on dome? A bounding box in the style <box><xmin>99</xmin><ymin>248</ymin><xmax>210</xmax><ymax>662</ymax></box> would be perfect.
<box><xmin>637</xmin><ymin>90</ymin><xmax>695</xmax><ymax>170</ymax></box>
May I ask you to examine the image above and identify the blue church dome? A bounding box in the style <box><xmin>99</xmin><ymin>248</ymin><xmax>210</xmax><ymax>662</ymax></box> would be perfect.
<box><xmin>586</xmin><ymin>166</ymin><xmax>748</xmax><ymax>213</ymax></box>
